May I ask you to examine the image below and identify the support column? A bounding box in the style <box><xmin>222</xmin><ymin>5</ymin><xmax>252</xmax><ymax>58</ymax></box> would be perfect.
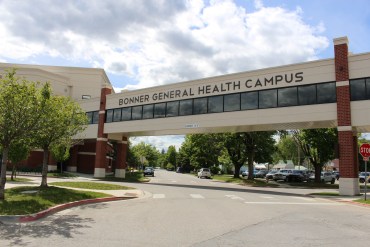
<box><xmin>334</xmin><ymin>37</ymin><xmax>360</xmax><ymax>195</ymax></box>
<box><xmin>94</xmin><ymin>87</ymin><xmax>112</xmax><ymax>178</ymax></box>
<box><xmin>115</xmin><ymin>136</ymin><xmax>128</xmax><ymax>178</ymax></box>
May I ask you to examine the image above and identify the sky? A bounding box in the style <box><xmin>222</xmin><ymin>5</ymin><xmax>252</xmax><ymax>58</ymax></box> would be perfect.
<box><xmin>1</xmin><ymin>0</ymin><xmax>370</xmax><ymax>151</ymax></box>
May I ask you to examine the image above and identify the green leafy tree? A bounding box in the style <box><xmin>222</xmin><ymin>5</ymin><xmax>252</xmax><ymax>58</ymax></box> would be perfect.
<box><xmin>223</xmin><ymin>132</ymin><xmax>276</xmax><ymax>179</ymax></box>
<box><xmin>8</xmin><ymin>140</ymin><xmax>31</xmax><ymax>180</ymax></box>
<box><xmin>273</xmin><ymin>135</ymin><xmax>303</xmax><ymax>166</ymax></box>
<box><xmin>292</xmin><ymin>128</ymin><xmax>337</xmax><ymax>183</ymax></box>
<box><xmin>0</xmin><ymin>70</ymin><xmax>47</xmax><ymax>200</ymax></box>
<box><xmin>166</xmin><ymin>145</ymin><xmax>177</xmax><ymax>169</ymax></box>
<box><xmin>34</xmin><ymin>91</ymin><xmax>88</xmax><ymax>187</ymax></box>
<box><xmin>131</xmin><ymin>142</ymin><xmax>160</xmax><ymax>168</ymax></box>
<box><xmin>51</xmin><ymin>140</ymin><xmax>72</xmax><ymax>173</ymax></box>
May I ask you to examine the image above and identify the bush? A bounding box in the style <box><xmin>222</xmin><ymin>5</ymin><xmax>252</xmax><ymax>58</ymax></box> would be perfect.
<box><xmin>210</xmin><ymin>166</ymin><xmax>221</xmax><ymax>175</ymax></box>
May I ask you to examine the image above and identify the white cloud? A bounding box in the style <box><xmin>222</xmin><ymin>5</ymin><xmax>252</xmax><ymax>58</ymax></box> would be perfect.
<box><xmin>0</xmin><ymin>0</ymin><xmax>329</xmax><ymax>149</ymax></box>
<box><xmin>130</xmin><ymin>135</ymin><xmax>185</xmax><ymax>152</ymax></box>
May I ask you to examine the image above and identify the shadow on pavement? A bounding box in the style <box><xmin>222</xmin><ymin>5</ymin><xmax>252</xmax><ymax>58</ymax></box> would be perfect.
<box><xmin>0</xmin><ymin>214</ymin><xmax>95</xmax><ymax>246</ymax></box>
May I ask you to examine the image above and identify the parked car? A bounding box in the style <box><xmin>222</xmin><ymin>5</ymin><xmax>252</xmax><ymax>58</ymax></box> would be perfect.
<box><xmin>143</xmin><ymin>167</ymin><xmax>154</xmax><ymax>177</ymax></box>
<box><xmin>273</xmin><ymin>169</ymin><xmax>293</xmax><ymax>181</ymax></box>
<box><xmin>309</xmin><ymin>171</ymin><xmax>335</xmax><ymax>184</ymax></box>
<box><xmin>254</xmin><ymin>170</ymin><xmax>268</xmax><ymax>178</ymax></box>
<box><xmin>198</xmin><ymin>168</ymin><xmax>211</xmax><ymax>179</ymax></box>
<box><xmin>266</xmin><ymin>170</ymin><xmax>278</xmax><ymax>180</ymax></box>
<box><xmin>285</xmin><ymin>170</ymin><xmax>309</xmax><ymax>182</ymax></box>
<box><xmin>359</xmin><ymin>172</ymin><xmax>370</xmax><ymax>183</ymax></box>
<box><xmin>241</xmin><ymin>169</ymin><xmax>258</xmax><ymax>177</ymax></box>
<box><xmin>332</xmin><ymin>171</ymin><xmax>340</xmax><ymax>180</ymax></box>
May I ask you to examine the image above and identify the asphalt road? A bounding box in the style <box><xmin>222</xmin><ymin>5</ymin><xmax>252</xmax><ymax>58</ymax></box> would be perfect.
<box><xmin>1</xmin><ymin>169</ymin><xmax>370</xmax><ymax>247</ymax></box>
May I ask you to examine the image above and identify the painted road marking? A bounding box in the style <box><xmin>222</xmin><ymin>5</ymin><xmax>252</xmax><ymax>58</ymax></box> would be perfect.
<box><xmin>244</xmin><ymin>202</ymin><xmax>342</xmax><ymax>205</ymax></box>
<box><xmin>153</xmin><ymin>194</ymin><xmax>165</xmax><ymax>199</ymax></box>
<box><xmin>225</xmin><ymin>195</ymin><xmax>245</xmax><ymax>200</ymax></box>
<box><xmin>190</xmin><ymin>194</ymin><xmax>205</xmax><ymax>199</ymax></box>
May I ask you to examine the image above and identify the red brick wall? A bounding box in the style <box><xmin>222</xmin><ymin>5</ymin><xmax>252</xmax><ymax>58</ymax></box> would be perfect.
<box><xmin>338</xmin><ymin>131</ymin><xmax>358</xmax><ymax>178</ymax></box>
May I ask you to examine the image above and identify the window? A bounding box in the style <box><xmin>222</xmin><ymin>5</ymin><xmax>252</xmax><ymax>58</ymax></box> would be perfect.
<box><xmin>166</xmin><ymin>101</ymin><xmax>179</xmax><ymax>117</ymax></box>
<box><xmin>278</xmin><ymin>87</ymin><xmax>297</xmax><ymax>107</ymax></box>
<box><xmin>132</xmin><ymin>106</ymin><xmax>142</xmax><ymax>120</ymax></box>
<box><xmin>121</xmin><ymin>107</ymin><xmax>131</xmax><ymax>121</ymax></box>
<box><xmin>317</xmin><ymin>82</ymin><xmax>336</xmax><ymax>104</ymax></box>
<box><xmin>154</xmin><ymin>103</ymin><xmax>166</xmax><ymax>118</ymax></box>
<box><xmin>143</xmin><ymin>104</ymin><xmax>154</xmax><ymax>119</ymax></box>
<box><xmin>106</xmin><ymin>109</ymin><xmax>113</xmax><ymax>123</ymax></box>
<box><xmin>92</xmin><ymin>111</ymin><xmax>99</xmax><ymax>124</ymax></box>
<box><xmin>298</xmin><ymin>85</ymin><xmax>316</xmax><ymax>105</ymax></box>
<box><xmin>113</xmin><ymin>108</ymin><xmax>121</xmax><ymax>122</ymax></box>
<box><xmin>179</xmin><ymin>99</ymin><xmax>193</xmax><ymax>116</ymax></box>
<box><xmin>350</xmin><ymin>78</ymin><xmax>366</xmax><ymax>101</ymax></box>
<box><xmin>224</xmin><ymin>94</ymin><xmax>240</xmax><ymax>112</ymax></box>
<box><xmin>86</xmin><ymin>112</ymin><xmax>93</xmax><ymax>124</ymax></box>
<box><xmin>208</xmin><ymin>95</ymin><xmax>223</xmax><ymax>113</ymax></box>
<box><xmin>259</xmin><ymin>89</ymin><xmax>277</xmax><ymax>109</ymax></box>
<box><xmin>193</xmin><ymin>98</ymin><xmax>207</xmax><ymax>115</ymax></box>
<box><xmin>241</xmin><ymin>92</ymin><xmax>258</xmax><ymax>110</ymax></box>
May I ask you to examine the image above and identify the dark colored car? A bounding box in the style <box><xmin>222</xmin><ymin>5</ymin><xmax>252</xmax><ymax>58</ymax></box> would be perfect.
<box><xmin>254</xmin><ymin>170</ymin><xmax>268</xmax><ymax>178</ymax></box>
<box><xmin>143</xmin><ymin>167</ymin><xmax>154</xmax><ymax>177</ymax></box>
<box><xmin>285</xmin><ymin>170</ymin><xmax>309</xmax><ymax>182</ymax></box>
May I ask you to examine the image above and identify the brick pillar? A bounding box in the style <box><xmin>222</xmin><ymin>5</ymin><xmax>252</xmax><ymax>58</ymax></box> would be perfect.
<box><xmin>67</xmin><ymin>145</ymin><xmax>79</xmax><ymax>172</ymax></box>
<box><xmin>94</xmin><ymin>87</ymin><xmax>112</xmax><ymax>178</ymax></box>
<box><xmin>334</xmin><ymin>36</ymin><xmax>360</xmax><ymax>195</ymax></box>
<box><xmin>115</xmin><ymin>136</ymin><xmax>128</xmax><ymax>178</ymax></box>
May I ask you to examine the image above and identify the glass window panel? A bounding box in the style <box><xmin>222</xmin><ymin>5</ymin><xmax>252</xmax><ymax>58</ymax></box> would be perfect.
<box><xmin>350</xmin><ymin>78</ymin><xmax>366</xmax><ymax>101</ymax></box>
<box><xmin>86</xmin><ymin>112</ymin><xmax>93</xmax><ymax>124</ymax></box>
<box><xmin>208</xmin><ymin>96</ymin><xmax>223</xmax><ymax>113</ymax></box>
<box><xmin>132</xmin><ymin>106</ymin><xmax>142</xmax><ymax>120</ymax></box>
<box><xmin>278</xmin><ymin>87</ymin><xmax>297</xmax><ymax>107</ymax></box>
<box><xmin>298</xmin><ymin>85</ymin><xmax>316</xmax><ymax>105</ymax></box>
<box><xmin>154</xmin><ymin>103</ymin><xmax>166</xmax><ymax>118</ymax></box>
<box><xmin>224</xmin><ymin>94</ymin><xmax>240</xmax><ymax>112</ymax></box>
<box><xmin>113</xmin><ymin>108</ymin><xmax>121</xmax><ymax>122</ymax></box>
<box><xmin>259</xmin><ymin>89</ymin><xmax>277</xmax><ymax>109</ymax></box>
<box><xmin>166</xmin><ymin>101</ymin><xmax>179</xmax><ymax>117</ymax></box>
<box><xmin>193</xmin><ymin>98</ymin><xmax>207</xmax><ymax>115</ymax></box>
<box><xmin>106</xmin><ymin>109</ymin><xmax>113</xmax><ymax>123</ymax></box>
<box><xmin>179</xmin><ymin>99</ymin><xmax>193</xmax><ymax>116</ymax></box>
<box><xmin>121</xmin><ymin>107</ymin><xmax>131</xmax><ymax>121</ymax></box>
<box><xmin>143</xmin><ymin>105</ymin><xmax>154</xmax><ymax>119</ymax></box>
<box><xmin>366</xmin><ymin>78</ymin><xmax>370</xmax><ymax>100</ymax></box>
<box><xmin>241</xmin><ymin>92</ymin><xmax>258</xmax><ymax>110</ymax></box>
<box><xmin>317</xmin><ymin>82</ymin><xmax>336</xmax><ymax>103</ymax></box>
<box><xmin>92</xmin><ymin>111</ymin><xmax>99</xmax><ymax>124</ymax></box>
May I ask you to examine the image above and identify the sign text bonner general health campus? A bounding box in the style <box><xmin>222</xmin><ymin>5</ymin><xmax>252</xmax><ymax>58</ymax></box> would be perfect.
<box><xmin>119</xmin><ymin>72</ymin><xmax>304</xmax><ymax>106</ymax></box>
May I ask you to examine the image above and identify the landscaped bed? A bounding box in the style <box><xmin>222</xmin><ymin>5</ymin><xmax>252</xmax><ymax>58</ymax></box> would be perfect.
<box><xmin>49</xmin><ymin>181</ymin><xmax>135</xmax><ymax>190</ymax></box>
<box><xmin>0</xmin><ymin>186</ymin><xmax>111</xmax><ymax>215</ymax></box>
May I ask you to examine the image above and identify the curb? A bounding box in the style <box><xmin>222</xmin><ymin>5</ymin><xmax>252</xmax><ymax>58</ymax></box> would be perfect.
<box><xmin>0</xmin><ymin>196</ymin><xmax>136</xmax><ymax>224</ymax></box>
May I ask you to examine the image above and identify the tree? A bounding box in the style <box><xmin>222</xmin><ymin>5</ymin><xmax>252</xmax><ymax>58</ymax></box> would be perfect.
<box><xmin>223</xmin><ymin>132</ymin><xmax>276</xmax><ymax>179</ymax></box>
<box><xmin>0</xmin><ymin>70</ymin><xmax>47</xmax><ymax>200</ymax></box>
<box><xmin>292</xmin><ymin>128</ymin><xmax>337</xmax><ymax>183</ymax></box>
<box><xmin>34</xmin><ymin>91</ymin><xmax>88</xmax><ymax>187</ymax></box>
<box><xmin>273</xmin><ymin>135</ymin><xmax>303</xmax><ymax>166</ymax></box>
<box><xmin>8</xmin><ymin>140</ymin><xmax>31</xmax><ymax>180</ymax></box>
<box><xmin>51</xmin><ymin>140</ymin><xmax>72</xmax><ymax>173</ymax></box>
<box><xmin>166</xmin><ymin>145</ymin><xmax>177</xmax><ymax>169</ymax></box>
<box><xmin>131</xmin><ymin>142</ymin><xmax>160</xmax><ymax>168</ymax></box>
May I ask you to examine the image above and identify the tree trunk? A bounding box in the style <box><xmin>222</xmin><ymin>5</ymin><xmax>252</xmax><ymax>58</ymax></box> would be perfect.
<box><xmin>247</xmin><ymin>152</ymin><xmax>254</xmax><ymax>180</ymax></box>
<box><xmin>0</xmin><ymin>148</ymin><xmax>9</xmax><ymax>200</ymax></box>
<box><xmin>40</xmin><ymin>147</ymin><xmax>49</xmax><ymax>187</ymax></box>
<box><xmin>233</xmin><ymin>163</ymin><xmax>242</xmax><ymax>178</ymax></box>
<box><xmin>314</xmin><ymin>164</ymin><xmax>322</xmax><ymax>183</ymax></box>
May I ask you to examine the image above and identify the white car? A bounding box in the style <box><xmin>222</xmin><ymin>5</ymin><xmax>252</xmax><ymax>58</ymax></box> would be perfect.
<box><xmin>198</xmin><ymin>168</ymin><xmax>211</xmax><ymax>179</ymax></box>
<box><xmin>309</xmin><ymin>171</ymin><xmax>335</xmax><ymax>184</ymax></box>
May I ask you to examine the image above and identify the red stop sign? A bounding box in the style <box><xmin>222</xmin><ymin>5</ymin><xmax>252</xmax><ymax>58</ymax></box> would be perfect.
<box><xmin>360</xmin><ymin>143</ymin><xmax>370</xmax><ymax>158</ymax></box>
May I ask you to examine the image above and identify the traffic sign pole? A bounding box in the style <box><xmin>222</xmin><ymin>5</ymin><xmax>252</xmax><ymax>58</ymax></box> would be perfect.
<box><xmin>359</xmin><ymin>144</ymin><xmax>370</xmax><ymax>201</ymax></box>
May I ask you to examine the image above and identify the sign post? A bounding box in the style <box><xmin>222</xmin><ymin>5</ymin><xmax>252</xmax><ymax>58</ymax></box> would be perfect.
<box><xmin>359</xmin><ymin>143</ymin><xmax>370</xmax><ymax>200</ymax></box>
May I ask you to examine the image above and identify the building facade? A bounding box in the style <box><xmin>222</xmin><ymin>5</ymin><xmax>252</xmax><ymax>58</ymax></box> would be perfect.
<box><xmin>1</xmin><ymin>36</ymin><xmax>370</xmax><ymax>195</ymax></box>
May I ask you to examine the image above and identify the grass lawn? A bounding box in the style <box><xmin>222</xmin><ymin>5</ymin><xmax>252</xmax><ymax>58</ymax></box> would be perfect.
<box><xmin>6</xmin><ymin>177</ymin><xmax>33</xmax><ymax>183</ymax></box>
<box><xmin>212</xmin><ymin>175</ymin><xmax>279</xmax><ymax>187</ymax></box>
<box><xmin>49</xmin><ymin>181</ymin><xmax>134</xmax><ymax>190</ymax></box>
<box><xmin>99</xmin><ymin>171</ymin><xmax>150</xmax><ymax>183</ymax></box>
<box><xmin>0</xmin><ymin>186</ymin><xmax>111</xmax><ymax>215</ymax></box>
<box><xmin>48</xmin><ymin>172</ymin><xmax>78</xmax><ymax>178</ymax></box>
<box><xmin>309</xmin><ymin>192</ymin><xmax>340</xmax><ymax>196</ymax></box>
<box><xmin>354</xmin><ymin>199</ymin><xmax>370</xmax><ymax>204</ymax></box>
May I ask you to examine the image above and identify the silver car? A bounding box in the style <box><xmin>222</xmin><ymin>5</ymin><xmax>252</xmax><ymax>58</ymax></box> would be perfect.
<box><xmin>198</xmin><ymin>168</ymin><xmax>211</xmax><ymax>179</ymax></box>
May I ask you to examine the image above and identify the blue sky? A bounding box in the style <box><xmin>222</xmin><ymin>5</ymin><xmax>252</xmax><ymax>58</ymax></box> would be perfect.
<box><xmin>1</xmin><ymin>0</ymin><xmax>369</xmax><ymax>150</ymax></box>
